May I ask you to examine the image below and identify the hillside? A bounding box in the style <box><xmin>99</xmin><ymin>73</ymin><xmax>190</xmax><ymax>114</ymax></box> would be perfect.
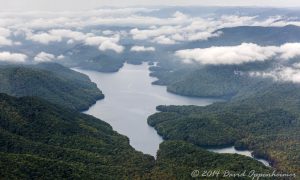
<box><xmin>151</xmin><ymin>25</ymin><xmax>300</xmax><ymax>99</ymax></box>
<box><xmin>151</xmin><ymin>61</ymin><xmax>272</xmax><ymax>98</ymax></box>
<box><xmin>0</xmin><ymin>63</ymin><xmax>104</xmax><ymax>111</ymax></box>
<box><xmin>0</xmin><ymin>94</ymin><xmax>271</xmax><ymax>179</ymax></box>
<box><xmin>175</xmin><ymin>25</ymin><xmax>300</xmax><ymax>50</ymax></box>
<box><xmin>62</xmin><ymin>44</ymin><xmax>124</xmax><ymax>72</ymax></box>
<box><xmin>148</xmin><ymin>82</ymin><xmax>300</xmax><ymax>175</ymax></box>
<box><xmin>0</xmin><ymin>93</ymin><xmax>154</xmax><ymax>179</ymax></box>
<box><xmin>149</xmin><ymin>141</ymin><xmax>272</xmax><ymax>179</ymax></box>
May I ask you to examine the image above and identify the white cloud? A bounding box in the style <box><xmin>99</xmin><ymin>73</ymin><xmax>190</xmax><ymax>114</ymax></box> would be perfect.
<box><xmin>250</xmin><ymin>65</ymin><xmax>300</xmax><ymax>83</ymax></box>
<box><xmin>84</xmin><ymin>35</ymin><xmax>119</xmax><ymax>46</ymax></box>
<box><xmin>279</xmin><ymin>43</ymin><xmax>300</xmax><ymax>60</ymax></box>
<box><xmin>130</xmin><ymin>26</ymin><xmax>179</xmax><ymax>40</ymax></box>
<box><xmin>0</xmin><ymin>51</ymin><xmax>27</xmax><ymax>63</ymax></box>
<box><xmin>99</xmin><ymin>40</ymin><xmax>124</xmax><ymax>53</ymax></box>
<box><xmin>26</xmin><ymin>29</ymin><xmax>88</xmax><ymax>44</ymax></box>
<box><xmin>49</xmin><ymin>29</ymin><xmax>87</xmax><ymax>41</ymax></box>
<box><xmin>3</xmin><ymin>8</ymin><xmax>300</xmax><ymax>53</ymax></box>
<box><xmin>128</xmin><ymin>15</ymin><xmax>260</xmax><ymax>44</ymax></box>
<box><xmin>176</xmin><ymin>43</ymin><xmax>300</xmax><ymax>65</ymax></box>
<box><xmin>130</xmin><ymin>46</ymin><xmax>155</xmax><ymax>52</ymax></box>
<box><xmin>3</xmin><ymin>8</ymin><xmax>300</xmax><ymax>47</ymax></box>
<box><xmin>27</xmin><ymin>31</ymin><xmax>61</xmax><ymax>44</ymax></box>
<box><xmin>0</xmin><ymin>36</ymin><xmax>12</xmax><ymax>46</ymax></box>
<box><xmin>26</xmin><ymin>29</ymin><xmax>124</xmax><ymax>53</ymax></box>
<box><xmin>187</xmin><ymin>31</ymin><xmax>222</xmax><ymax>41</ymax></box>
<box><xmin>0</xmin><ymin>27</ymin><xmax>10</xmax><ymax>36</ymax></box>
<box><xmin>153</xmin><ymin>35</ymin><xmax>176</xmax><ymax>45</ymax></box>
<box><xmin>34</xmin><ymin>51</ymin><xmax>56</xmax><ymax>62</ymax></box>
<box><xmin>0</xmin><ymin>27</ymin><xmax>12</xmax><ymax>46</ymax></box>
<box><xmin>57</xmin><ymin>54</ymin><xmax>65</xmax><ymax>60</ymax></box>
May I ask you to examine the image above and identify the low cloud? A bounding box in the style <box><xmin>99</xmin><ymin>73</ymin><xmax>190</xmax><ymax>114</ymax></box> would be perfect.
<box><xmin>0</xmin><ymin>27</ymin><xmax>12</xmax><ymax>46</ymax></box>
<box><xmin>34</xmin><ymin>51</ymin><xmax>56</xmax><ymax>62</ymax></box>
<box><xmin>0</xmin><ymin>51</ymin><xmax>27</xmax><ymax>63</ymax></box>
<box><xmin>3</xmin><ymin>8</ymin><xmax>300</xmax><ymax>48</ymax></box>
<box><xmin>176</xmin><ymin>43</ymin><xmax>300</xmax><ymax>65</ymax></box>
<box><xmin>279</xmin><ymin>43</ymin><xmax>300</xmax><ymax>60</ymax></box>
<box><xmin>27</xmin><ymin>31</ymin><xmax>62</xmax><ymax>44</ymax></box>
<box><xmin>26</xmin><ymin>29</ymin><xmax>88</xmax><ymax>44</ymax></box>
<box><xmin>26</xmin><ymin>29</ymin><xmax>124</xmax><ymax>53</ymax></box>
<box><xmin>187</xmin><ymin>31</ymin><xmax>222</xmax><ymax>41</ymax></box>
<box><xmin>84</xmin><ymin>35</ymin><xmax>120</xmax><ymax>46</ymax></box>
<box><xmin>0</xmin><ymin>36</ymin><xmax>12</xmax><ymax>46</ymax></box>
<box><xmin>128</xmin><ymin>14</ymin><xmax>297</xmax><ymax>44</ymax></box>
<box><xmin>153</xmin><ymin>35</ymin><xmax>176</xmax><ymax>45</ymax></box>
<box><xmin>130</xmin><ymin>46</ymin><xmax>155</xmax><ymax>52</ymax></box>
<box><xmin>250</xmin><ymin>64</ymin><xmax>300</xmax><ymax>83</ymax></box>
<box><xmin>99</xmin><ymin>40</ymin><xmax>124</xmax><ymax>53</ymax></box>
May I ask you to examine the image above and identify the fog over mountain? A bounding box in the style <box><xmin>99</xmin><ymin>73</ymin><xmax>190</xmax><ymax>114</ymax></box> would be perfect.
<box><xmin>2</xmin><ymin>6</ymin><xmax>300</xmax><ymax>82</ymax></box>
<box><xmin>0</xmin><ymin>4</ymin><xmax>300</xmax><ymax>178</ymax></box>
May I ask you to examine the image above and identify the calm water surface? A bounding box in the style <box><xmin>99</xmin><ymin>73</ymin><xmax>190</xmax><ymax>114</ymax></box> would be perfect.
<box><xmin>75</xmin><ymin>63</ymin><xmax>218</xmax><ymax>156</ymax></box>
<box><xmin>75</xmin><ymin>63</ymin><xmax>271</xmax><ymax>167</ymax></box>
<box><xmin>209</xmin><ymin>146</ymin><xmax>271</xmax><ymax>167</ymax></box>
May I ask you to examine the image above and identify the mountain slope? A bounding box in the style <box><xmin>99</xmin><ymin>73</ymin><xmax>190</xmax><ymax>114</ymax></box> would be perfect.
<box><xmin>0</xmin><ymin>63</ymin><xmax>104</xmax><ymax>111</ymax></box>
<box><xmin>0</xmin><ymin>94</ymin><xmax>272</xmax><ymax>179</ymax></box>
<box><xmin>0</xmin><ymin>93</ymin><xmax>154</xmax><ymax>179</ymax></box>
<box><xmin>149</xmin><ymin>141</ymin><xmax>272</xmax><ymax>179</ymax></box>
<box><xmin>148</xmin><ymin>82</ymin><xmax>300</xmax><ymax>175</ymax></box>
<box><xmin>151</xmin><ymin>62</ymin><xmax>271</xmax><ymax>98</ymax></box>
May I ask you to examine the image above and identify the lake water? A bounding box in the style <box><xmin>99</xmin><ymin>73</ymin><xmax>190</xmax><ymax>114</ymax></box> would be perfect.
<box><xmin>208</xmin><ymin>146</ymin><xmax>271</xmax><ymax>167</ymax></box>
<box><xmin>75</xmin><ymin>63</ymin><xmax>217</xmax><ymax>156</ymax></box>
<box><xmin>75</xmin><ymin>62</ymin><xmax>270</xmax><ymax>166</ymax></box>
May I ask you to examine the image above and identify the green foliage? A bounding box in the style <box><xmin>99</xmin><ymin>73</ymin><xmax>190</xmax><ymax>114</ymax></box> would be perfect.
<box><xmin>151</xmin><ymin>62</ymin><xmax>272</xmax><ymax>98</ymax></box>
<box><xmin>148</xmin><ymin>141</ymin><xmax>272</xmax><ymax>180</ymax></box>
<box><xmin>0</xmin><ymin>93</ymin><xmax>154</xmax><ymax>179</ymax></box>
<box><xmin>0</xmin><ymin>94</ymin><xmax>274</xmax><ymax>179</ymax></box>
<box><xmin>148</xmin><ymin>83</ymin><xmax>300</xmax><ymax>175</ymax></box>
<box><xmin>0</xmin><ymin>63</ymin><xmax>104</xmax><ymax>111</ymax></box>
<box><xmin>62</xmin><ymin>45</ymin><xmax>125</xmax><ymax>72</ymax></box>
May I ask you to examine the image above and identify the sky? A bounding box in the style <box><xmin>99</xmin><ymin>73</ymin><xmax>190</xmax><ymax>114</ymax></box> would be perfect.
<box><xmin>0</xmin><ymin>0</ymin><xmax>300</xmax><ymax>11</ymax></box>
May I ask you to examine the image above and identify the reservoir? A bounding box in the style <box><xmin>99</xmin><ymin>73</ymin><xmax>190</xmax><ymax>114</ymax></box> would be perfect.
<box><xmin>76</xmin><ymin>62</ymin><xmax>217</xmax><ymax>156</ymax></box>
<box><xmin>75</xmin><ymin>62</ymin><xmax>270</xmax><ymax>167</ymax></box>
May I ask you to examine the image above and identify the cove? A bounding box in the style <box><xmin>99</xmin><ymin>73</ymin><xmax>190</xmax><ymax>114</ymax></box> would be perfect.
<box><xmin>75</xmin><ymin>62</ymin><xmax>270</xmax><ymax>167</ymax></box>
<box><xmin>208</xmin><ymin>146</ymin><xmax>271</xmax><ymax>167</ymax></box>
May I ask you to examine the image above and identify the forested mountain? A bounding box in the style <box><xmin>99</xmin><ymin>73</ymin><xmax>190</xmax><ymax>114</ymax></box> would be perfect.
<box><xmin>148</xmin><ymin>82</ymin><xmax>300</xmax><ymax>175</ymax></box>
<box><xmin>0</xmin><ymin>93</ymin><xmax>154</xmax><ymax>179</ymax></box>
<box><xmin>151</xmin><ymin>61</ymin><xmax>272</xmax><ymax>98</ymax></box>
<box><xmin>1</xmin><ymin>5</ymin><xmax>299</xmax><ymax>179</ymax></box>
<box><xmin>0</xmin><ymin>63</ymin><xmax>103</xmax><ymax>111</ymax></box>
<box><xmin>0</xmin><ymin>94</ymin><xmax>271</xmax><ymax>179</ymax></box>
<box><xmin>62</xmin><ymin>44</ymin><xmax>159</xmax><ymax>72</ymax></box>
<box><xmin>175</xmin><ymin>25</ymin><xmax>300</xmax><ymax>50</ymax></box>
<box><xmin>150</xmin><ymin>25</ymin><xmax>300</xmax><ymax>99</ymax></box>
<box><xmin>62</xmin><ymin>45</ymin><xmax>125</xmax><ymax>72</ymax></box>
<box><xmin>150</xmin><ymin>141</ymin><xmax>272</xmax><ymax>179</ymax></box>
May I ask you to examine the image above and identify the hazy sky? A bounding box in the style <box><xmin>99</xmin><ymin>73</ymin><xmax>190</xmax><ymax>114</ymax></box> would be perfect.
<box><xmin>0</xmin><ymin>0</ymin><xmax>299</xmax><ymax>11</ymax></box>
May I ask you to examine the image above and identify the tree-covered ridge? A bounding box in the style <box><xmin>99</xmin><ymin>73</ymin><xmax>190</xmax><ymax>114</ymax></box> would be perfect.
<box><xmin>150</xmin><ymin>141</ymin><xmax>272</xmax><ymax>180</ymax></box>
<box><xmin>0</xmin><ymin>63</ymin><xmax>104</xmax><ymax>111</ymax></box>
<box><xmin>148</xmin><ymin>82</ymin><xmax>300</xmax><ymax>176</ymax></box>
<box><xmin>0</xmin><ymin>93</ymin><xmax>154</xmax><ymax>179</ymax></box>
<box><xmin>0</xmin><ymin>94</ymin><xmax>272</xmax><ymax>179</ymax></box>
<box><xmin>150</xmin><ymin>26</ymin><xmax>300</xmax><ymax>99</ymax></box>
<box><xmin>150</xmin><ymin>61</ymin><xmax>272</xmax><ymax>98</ymax></box>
